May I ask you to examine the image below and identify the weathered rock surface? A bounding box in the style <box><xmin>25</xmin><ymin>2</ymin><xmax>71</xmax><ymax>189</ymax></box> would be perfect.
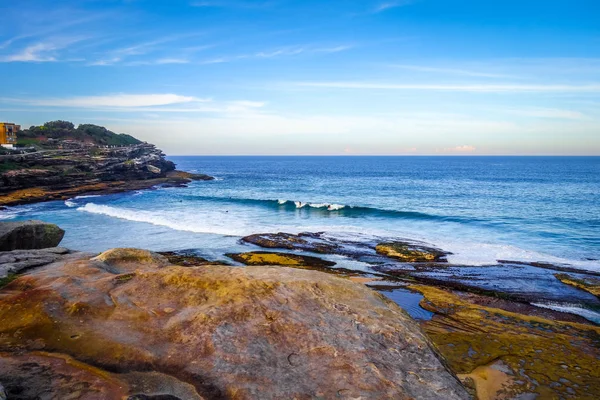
<box><xmin>0</xmin><ymin>144</ymin><xmax>213</xmax><ymax>206</ymax></box>
<box><xmin>411</xmin><ymin>285</ymin><xmax>600</xmax><ymax>399</ymax></box>
<box><xmin>0</xmin><ymin>248</ymin><xmax>469</xmax><ymax>399</ymax></box>
<box><xmin>0</xmin><ymin>220</ymin><xmax>65</xmax><ymax>251</ymax></box>
<box><xmin>376</xmin><ymin>241</ymin><xmax>449</xmax><ymax>262</ymax></box>
<box><xmin>0</xmin><ymin>247</ymin><xmax>71</xmax><ymax>287</ymax></box>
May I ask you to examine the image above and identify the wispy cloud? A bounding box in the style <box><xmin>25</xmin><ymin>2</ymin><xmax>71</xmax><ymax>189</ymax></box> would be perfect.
<box><xmin>12</xmin><ymin>94</ymin><xmax>202</xmax><ymax>108</ymax></box>
<box><xmin>294</xmin><ymin>81</ymin><xmax>600</xmax><ymax>93</ymax></box>
<box><xmin>199</xmin><ymin>44</ymin><xmax>353</xmax><ymax>64</ymax></box>
<box><xmin>190</xmin><ymin>1</ymin><xmax>277</xmax><ymax>9</ymax></box>
<box><xmin>391</xmin><ymin>64</ymin><xmax>515</xmax><ymax>79</ymax></box>
<box><xmin>88</xmin><ymin>33</ymin><xmax>207</xmax><ymax>66</ymax></box>
<box><xmin>374</xmin><ymin>1</ymin><xmax>413</xmax><ymax>13</ymax></box>
<box><xmin>0</xmin><ymin>37</ymin><xmax>86</xmax><ymax>62</ymax></box>
<box><xmin>504</xmin><ymin>107</ymin><xmax>587</xmax><ymax>120</ymax></box>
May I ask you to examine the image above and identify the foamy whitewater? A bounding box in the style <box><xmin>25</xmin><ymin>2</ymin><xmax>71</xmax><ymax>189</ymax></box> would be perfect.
<box><xmin>3</xmin><ymin>156</ymin><xmax>599</xmax><ymax>271</ymax></box>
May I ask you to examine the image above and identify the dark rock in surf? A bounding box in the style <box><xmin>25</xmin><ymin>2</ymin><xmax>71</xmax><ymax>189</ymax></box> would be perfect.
<box><xmin>242</xmin><ymin>232</ymin><xmax>340</xmax><ymax>254</ymax></box>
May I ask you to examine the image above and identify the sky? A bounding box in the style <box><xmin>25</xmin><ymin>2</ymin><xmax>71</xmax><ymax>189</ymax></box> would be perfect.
<box><xmin>0</xmin><ymin>0</ymin><xmax>599</xmax><ymax>155</ymax></box>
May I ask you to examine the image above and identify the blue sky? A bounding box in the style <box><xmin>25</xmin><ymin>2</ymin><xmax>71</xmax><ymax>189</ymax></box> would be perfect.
<box><xmin>0</xmin><ymin>0</ymin><xmax>599</xmax><ymax>155</ymax></box>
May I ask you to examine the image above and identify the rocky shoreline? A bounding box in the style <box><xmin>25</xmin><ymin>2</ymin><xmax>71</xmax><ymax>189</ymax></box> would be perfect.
<box><xmin>0</xmin><ymin>143</ymin><xmax>213</xmax><ymax>207</ymax></box>
<box><xmin>1</xmin><ymin>221</ymin><xmax>599</xmax><ymax>399</ymax></box>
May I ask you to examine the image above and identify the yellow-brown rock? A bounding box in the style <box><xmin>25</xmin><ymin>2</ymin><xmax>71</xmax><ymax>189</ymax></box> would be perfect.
<box><xmin>410</xmin><ymin>284</ymin><xmax>600</xmax><ymax>400</ymax></box>
<box><xmin>555</xmin><ymin>273</ymin><xmax>600</xmax><ymax>297</ymax></box>
<box><xmin>0</xmin><ymin>249</ymin><xmax>469</xmax><ymax>400</ymax></box>
<box><xmin>376</xmin><ymin>242</ymin><xmax>448</xmax><ymax>262</ymax></box>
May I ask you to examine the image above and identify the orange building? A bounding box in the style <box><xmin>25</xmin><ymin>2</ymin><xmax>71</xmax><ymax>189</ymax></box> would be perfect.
<box><xmin>0</xmin><ymin>122</ymin><xmax>20</xmax><ymax>147</ymax></box>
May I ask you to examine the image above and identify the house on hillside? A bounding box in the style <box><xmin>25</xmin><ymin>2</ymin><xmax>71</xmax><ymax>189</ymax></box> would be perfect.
<box><xmin>0</xmin><ymin>122</ymin><xmax>20</xmax><ymax>148</ymax></box>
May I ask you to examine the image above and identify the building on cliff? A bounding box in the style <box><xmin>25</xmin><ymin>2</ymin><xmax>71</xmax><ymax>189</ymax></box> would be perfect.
<box><xmin>0</xmin><ymin>122</ymin><xmax>19</xmax><ymax>148</ymax></box>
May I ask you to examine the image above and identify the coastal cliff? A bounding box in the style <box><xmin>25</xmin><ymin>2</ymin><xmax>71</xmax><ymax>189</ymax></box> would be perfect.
<box><xmin>0</xmin><ymin>122</ymin><xmax>213</xmax><ymax>207</ymax></box>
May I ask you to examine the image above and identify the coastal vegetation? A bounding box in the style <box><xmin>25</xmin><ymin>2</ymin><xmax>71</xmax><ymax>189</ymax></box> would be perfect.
<box><xmin>17</xmin><ymin>120</ymin><xmax>142</xmax><ymax>148</ymax></box>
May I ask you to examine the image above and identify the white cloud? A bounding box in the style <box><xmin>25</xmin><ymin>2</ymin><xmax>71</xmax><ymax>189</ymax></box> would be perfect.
<box><xmin>442</xmin><ymin>145</ymin><xmax>476</xmax><ymax>153</ymax></box>
<box><xmin>23</xmin><ymin>94</ymin><xmax>202</xmax><ymax>108</ymax></box>
<box><xmin>294</xmin><ymin>81</ymin><xmax>600</xmax><ymax>93</ymax></box>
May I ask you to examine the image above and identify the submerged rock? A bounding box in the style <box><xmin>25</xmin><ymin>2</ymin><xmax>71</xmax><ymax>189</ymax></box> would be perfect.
<box><xmin>376</xmin><ymin>241</ymin><xmax>449</xmax><ymax>263</ymax></box>
<box><xmin>411</xmin><ymin>284</ymin><xmax>600</xmax><ymax>399</ymax></box>
<box><xmin>0</xmin><ymin>220</ymin><xmax>65</xmax><ymax>251</ymax></box>
<box><xmin>0</xmin><ymin>248</ymin><xmax>469</xmax><ymax>399</ymax></box>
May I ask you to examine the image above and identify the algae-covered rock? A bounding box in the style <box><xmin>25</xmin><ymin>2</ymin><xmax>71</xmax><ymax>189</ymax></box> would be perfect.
<box><xmin>0</xmin><ymin>251</ymin><xmax>469</xmax><ymax>400</ymax></box>
<box><xmin>555</xmin><ymin>273</ymin><xmax>600</xmax><ymax>297</ymax></box>
<box><xmin>227</xmin><ymin>251</ymin><xmax>336</xmax><ymax>268</ymax></box>
<box><xmin>376</xmin><ymin>241</ymin><xmax>448</xmax><ymax>262</ymax></box>
<box><xmin>0</xmin><ymin>220</ymin><xmax>65</xmax><ymax>251</ymax></box>
<box><xmin>411</xmin><ymin>284</ymin><xmax>600</xmax><ymax>399</ymax></box>
<box><xmin>159</xmin><ymin>251</ymin><xmax>225</xmax><ymax>267</ymax></box>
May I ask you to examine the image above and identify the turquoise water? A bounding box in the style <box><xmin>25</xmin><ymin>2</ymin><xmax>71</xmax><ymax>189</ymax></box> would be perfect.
<box><xmin>2</xmin><ymin>156</ymin><xmax>599</xmax><ymax>270</ymax></box>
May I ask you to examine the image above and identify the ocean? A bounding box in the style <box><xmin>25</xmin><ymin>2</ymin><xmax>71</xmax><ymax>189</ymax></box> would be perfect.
<box><xmin>3</xmin><ymin>156</ymin><xmax>599</xmax><ymax>271</ymax></box>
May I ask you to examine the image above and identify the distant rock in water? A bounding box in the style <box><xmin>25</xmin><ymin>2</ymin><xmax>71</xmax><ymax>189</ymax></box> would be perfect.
<box><xmin>0</xmin><ymin>220</ymin><xmax>64</xmax><ymax>251</ymax></box>
<box><xmin>376</xmin><ymin>241</ymin><xmax>449</xmax><ymax>263</ymax></box>
<box><xmin>0</xmin><ymin>248</ymin><xmax>469</xmax><ymax>399</ymax></box>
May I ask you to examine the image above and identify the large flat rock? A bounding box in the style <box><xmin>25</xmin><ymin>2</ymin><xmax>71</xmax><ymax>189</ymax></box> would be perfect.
<box><xmin>0</xmin><ymin>248</ymin><xmax>469</xmax><ymax>400</ymax></box>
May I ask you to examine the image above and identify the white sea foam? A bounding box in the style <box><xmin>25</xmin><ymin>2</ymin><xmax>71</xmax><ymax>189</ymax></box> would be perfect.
<box><xmin>277</xmin><ymin>199</ymin><xmax>288</xmax><ymax>205</ymax></box>
<box><xmin>77</xmin><ymin>203</ymin><xmax>250</xmax><ymax>236</ymax></box>
<box><xmin>290</xmin><ymin>201</ymin><xmax>346</xmax><ymax>211</ymax></box>
<box><xmin>531</xmin><ymin>302</ymin><xmax>600</xmax><ymax>324</ymax></box>
<box><xmin>73</xmin><ymin>195</ymin><xmax>101</xmax><ymax>200</ymax></box>
<box><xmin>64</xmin><ymin>200</ymin><xmax>77</xmax><ymax>208</ymax></box>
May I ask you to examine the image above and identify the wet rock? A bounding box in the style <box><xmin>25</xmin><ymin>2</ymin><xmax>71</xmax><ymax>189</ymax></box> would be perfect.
<box><xmin>0</xmin><ymin>382</ymin><xmax>5</xmax><ymax>400</ymax></box>
<box><xmin>227</xmin><ymin>251</ymin><xmax>337</xmax><ymax>268</ymax></box>
<box><xmin>411</xmin><ymin>284</ymin><xmax>600</xmax><ymax>399</ymax></box>
<box><xmin>555</xmin><ymin>273</ymin><xmax>600</xmax><ymax>297</ymax></box>
<box><xmin>242</xmin><ymin>232</ymin><xmax>340</xmax><ymax>254</ymax></box>
<box><xmin>0</xmin><ymin>220</ymin><xmax>65</xmax><ymax>251</ymax></box>
<box><xmin>376</xmin><ymin>241</ymin><xmax>449</xmax><ymax>262</ymax></box>
<box><xmin>0</xmin><ymin>248</ymin><xmax>469</xmax><ymax>399</ymax></box>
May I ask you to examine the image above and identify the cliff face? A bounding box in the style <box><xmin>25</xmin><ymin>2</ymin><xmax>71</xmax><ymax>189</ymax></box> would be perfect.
<box><xmin>0</xmin><ymin>144</ymin><xmax>211</xmax><ymax>206</ymax></box>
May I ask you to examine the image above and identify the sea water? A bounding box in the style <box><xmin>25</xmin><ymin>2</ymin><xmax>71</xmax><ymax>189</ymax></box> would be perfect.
<box><xmin>2</xmin><ymin>156</ymin><xmax>599</xmax><ymax>271</ymax></box>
